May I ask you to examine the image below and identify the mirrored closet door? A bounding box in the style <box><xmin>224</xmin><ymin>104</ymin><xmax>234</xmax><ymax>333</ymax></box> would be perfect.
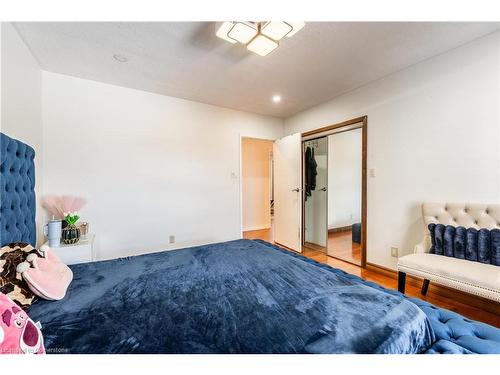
<box><xmin>303</xmin><ymin>137</ymin><xmax>328</xmax><ymax>252</ymax></box>
<box><xmin>326</xmin><ymin>128</ymin><xmax>362</xmax><ymax>265</ymax></box>
<box><xmin>302</xmin><ymin>117</ymin><xmax>366</xmax><ymax>267</ymax></box>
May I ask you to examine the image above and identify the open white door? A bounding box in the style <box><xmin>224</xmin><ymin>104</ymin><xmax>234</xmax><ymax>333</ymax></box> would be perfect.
<box><xmin>273</xmin><ymin>133</ymin><xmax>302</xmax><ymax>252</ymax></box>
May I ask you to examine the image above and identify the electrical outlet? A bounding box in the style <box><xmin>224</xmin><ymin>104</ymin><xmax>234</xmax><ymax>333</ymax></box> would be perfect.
<box><xmin>169</xmin><ymin>235</ymin><xmax>175</xmax><ymax>244</ymax></box>
<box><xmin>390</xmin><ymin>247</ymin><xmax>398</xmax><ymax>258</ymax></box>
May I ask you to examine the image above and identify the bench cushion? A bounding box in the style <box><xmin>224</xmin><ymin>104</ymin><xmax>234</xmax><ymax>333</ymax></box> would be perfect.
<box><xmin>398</xmin><ymin>253</ymin><xmax>500</xmax><ymax>302</ymax></box>
<box><xmin>428</xmin><ymin>224</ymin><xmax>500</xmax><ymax>265</ymax></box>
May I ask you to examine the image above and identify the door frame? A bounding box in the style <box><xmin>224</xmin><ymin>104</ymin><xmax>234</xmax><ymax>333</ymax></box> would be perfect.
<box><xmin>301</xmin><ymin>116</ymin><xmax>368</xmax><ymax>268</ymax></box>
<box><xmin>239</xmin><ymin>135</ymin><xmax>275</xmax><ymax>239</ymax></box>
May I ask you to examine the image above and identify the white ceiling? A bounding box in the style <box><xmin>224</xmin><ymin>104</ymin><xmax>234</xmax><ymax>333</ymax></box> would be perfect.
<box><xmin>14</xmin><ymin>22</ymin><xmax>499</xmax><ymax>118</ymax></box>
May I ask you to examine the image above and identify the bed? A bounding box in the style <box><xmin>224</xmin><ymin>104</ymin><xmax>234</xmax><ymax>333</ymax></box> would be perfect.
<box><xmin>2</xmin><ymin>132</ymin><xmax>500</xmax><ymax>354</ymax></box>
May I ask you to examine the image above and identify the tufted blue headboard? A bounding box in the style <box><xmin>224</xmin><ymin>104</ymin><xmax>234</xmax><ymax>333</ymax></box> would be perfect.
<box><xmin>0</xmin><ymin>132</ymin><xmax>36</xmax><ymax>247</ymax></box>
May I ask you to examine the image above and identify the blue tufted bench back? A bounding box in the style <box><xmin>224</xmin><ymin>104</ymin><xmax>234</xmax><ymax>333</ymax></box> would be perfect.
<box><xmin>0</xmin><ymin>132</ymin><xmax>36</xmax><ymax>246</ymax></box>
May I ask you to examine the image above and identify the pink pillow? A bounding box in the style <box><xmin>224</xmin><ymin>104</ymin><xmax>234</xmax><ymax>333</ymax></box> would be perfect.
<box><xmin>17</xmin><ymin>246</ymin><xmax>73</xmax><ymax>301</ymax></box>
<box><xmin>0</xmin><ymin>293</ymin><xmax>45</xmax><ymax>354</ymax></box>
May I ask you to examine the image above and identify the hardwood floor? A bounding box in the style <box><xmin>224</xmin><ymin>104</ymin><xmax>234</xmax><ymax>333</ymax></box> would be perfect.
<box><xmin>327</xmin><ymin>230</ymin><xmax>361</xmax><ymax>265</ymax></box>
<box><xmin>243</xmin><ymin>228</ymin><xmax>500</xmax><ymax>327</ymax></box>
<box><xmin>243</xmin><ymin>227</ymin><xmax>274</xmax><ymax>242</ymax></box>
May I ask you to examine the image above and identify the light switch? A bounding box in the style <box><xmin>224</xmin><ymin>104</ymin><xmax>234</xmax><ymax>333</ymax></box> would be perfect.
<box><xmin>369</xmin><ymin>169</ymin><xmax>376</xmax><ymax>178</ymax></box>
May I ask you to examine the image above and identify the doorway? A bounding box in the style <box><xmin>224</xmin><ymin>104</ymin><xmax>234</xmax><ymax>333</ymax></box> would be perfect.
<box><xmin>240</xmin><ymin>137</ymin><xmax>274</xmax><ymax>242</ymax></box>
<box><xmin>302</xmin><ymin>116</ymin><xmax>367</xmax><ymax>267</ymax></box>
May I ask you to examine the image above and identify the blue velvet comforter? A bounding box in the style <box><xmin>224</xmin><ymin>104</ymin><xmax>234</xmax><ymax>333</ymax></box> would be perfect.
<box><xmin>29</xmin><ymin>239</ymin><xmax>434</xmax><ymax>354</ymax></box>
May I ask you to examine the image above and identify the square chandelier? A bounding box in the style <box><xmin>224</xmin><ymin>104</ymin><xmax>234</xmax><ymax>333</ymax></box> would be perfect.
<box><xmin>215</xmin><ymin>21</ymin><xmax>305</xmax><ymax>56</ymax></box>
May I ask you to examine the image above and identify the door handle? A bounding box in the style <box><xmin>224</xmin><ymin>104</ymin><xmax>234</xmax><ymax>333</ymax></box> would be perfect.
<box><xmin>319</xmin><ymin>187</ymin><xmax>327</xmax><ymax>192</ymax></box>
<box><xmin>291</xmin><ymin>188</ymin><xmax>301</xmax><ymax>192</ymax></box>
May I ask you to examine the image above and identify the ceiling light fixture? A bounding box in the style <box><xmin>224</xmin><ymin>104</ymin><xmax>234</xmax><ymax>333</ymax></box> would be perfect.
<box><xmin>284</xmin><ymin>22</ymin><xmax>305</xmax><ymax>38</ymax></box>
<box><xmin>215</xmin><ymin>21</ymin><xmax>237</xmax><ymax>44</ymax></box>
<box><xmin>261</xmin><ymin>22</ymin><xmax>293</xmax><ymax>40</ymax></box>
<box><xmin>215</xmin><ymin>21</ymin><xmax>305</xmax><ymax>57</ymax></box>
<box><xmin>272</xmin><ymin>95</ymin><xmax>282</xmax><ymax>103</ymax></box>
<box><xmin>247</xmin><ymin>34</ymin><xmax>278</xmax><ymax>56</ymax></box>
<box><xmin>113</xmin><ymin>54</ymin><xmax>128</xmax><ymax>62</ymax></box>
<box><xmin>227</xmin><ymin>22</ymin><xmax>258</xmax><ymax>44</ymax></box>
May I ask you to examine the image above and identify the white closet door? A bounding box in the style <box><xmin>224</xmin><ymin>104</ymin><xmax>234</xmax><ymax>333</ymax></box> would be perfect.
<box><xmin>273</xmin><ymin>133</ymin><xmax>302</xmax><ymax>252</ymax></box>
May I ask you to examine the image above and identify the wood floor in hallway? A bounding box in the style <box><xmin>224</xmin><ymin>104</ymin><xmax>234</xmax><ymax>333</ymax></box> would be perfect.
<box><xmin>242</xmin><ymin>228</ymin><xmax>500</xmax><ymax>327</ymax></box>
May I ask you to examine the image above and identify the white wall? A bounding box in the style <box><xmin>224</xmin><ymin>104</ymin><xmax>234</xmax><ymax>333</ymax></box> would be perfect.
<box><xmin>285</xmin><ymin>31</ymin><xmax>500</xmax><ymax>270</ymax></box>
<box><xmin>241</xmin><ymin>137</ymin><xmax>273</xmax><ymax>231</ymax></box>
<box><xmin>328</xmin><ymin>129</ymin><xmax>362</xmax><ymax>229</ymax></box>
<box><xmin>0</xmin><ymin>23</ymin><xmax>44</xmax><ymax>244</ymax></box>
<box><xmin>42</xmin><ymin>71</ymin><xmax>283</xmax><ymax>260</ymax></box>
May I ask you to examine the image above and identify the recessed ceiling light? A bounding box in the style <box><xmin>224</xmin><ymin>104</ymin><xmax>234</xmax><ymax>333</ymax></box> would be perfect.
<box><xmin>113</xmin><ymin>54</ymin><xmax>128</xmax><ymax>63</ymax></box>
<box><xmin>272</xmin><ymin>95</ymin><xmax>281</xmax><ymax>103</ymax></box>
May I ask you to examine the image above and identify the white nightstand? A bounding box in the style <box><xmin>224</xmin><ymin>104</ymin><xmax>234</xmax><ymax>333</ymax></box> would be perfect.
<box><xmin>43</xmin><ymin>234</ymin><xmax>95</xmax><ymax>265</ymax></box>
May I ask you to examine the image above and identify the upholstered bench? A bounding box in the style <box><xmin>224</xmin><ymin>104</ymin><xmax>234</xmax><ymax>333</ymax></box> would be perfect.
<box><xmin>397</xmin><ymin>202</ymin><xmax>500</xmax><ymax>302</ymax></box>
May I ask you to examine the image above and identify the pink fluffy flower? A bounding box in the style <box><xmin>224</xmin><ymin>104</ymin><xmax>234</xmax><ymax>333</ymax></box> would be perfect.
<box><xmin>41</xmin><ymin>195</ymin><xmax>87</xmax><ymax>219</ymax></box>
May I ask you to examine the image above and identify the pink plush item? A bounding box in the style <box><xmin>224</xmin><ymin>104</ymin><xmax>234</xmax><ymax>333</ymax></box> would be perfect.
<box><xmin>28</xmin><ymin>245</ymin><xmax>63</xmax><ymax>272</ymax></box>
<box><xmin>0</xmin><ymin>293</ymin><xmax>45</xmax><ymax>354</ymax></box>
<box><xmin>17</xmin><ymin>246</ymin><xmax>73</xmax><ymax>301</ymax></box>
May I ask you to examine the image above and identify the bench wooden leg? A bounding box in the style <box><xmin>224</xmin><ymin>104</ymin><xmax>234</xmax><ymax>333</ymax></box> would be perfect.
<box><xmin>398</xmin><ymin>271</ymin><xmax>406</xmax><ymax>294</ymax></box>
<box><xmin>421</xmin><ymin>279</ymin><xmax>430</xmax><ymax>296</ymax></box>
